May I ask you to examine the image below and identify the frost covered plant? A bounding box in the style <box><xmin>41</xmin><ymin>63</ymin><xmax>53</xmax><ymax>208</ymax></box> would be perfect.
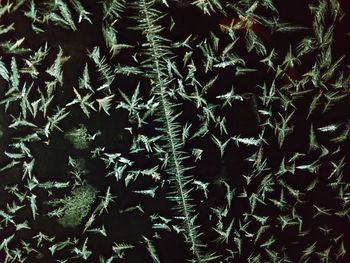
<box><xmin>48</xmin><ymin>183</ymin><xmax>97</xmax><ymax>227</ymax></box>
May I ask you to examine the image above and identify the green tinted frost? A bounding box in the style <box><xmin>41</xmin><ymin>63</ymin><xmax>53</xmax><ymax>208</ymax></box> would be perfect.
<box><xmin>49</xmin><ymin>184</ymin><xmax>97</xmax><ymax>227</ymax></box>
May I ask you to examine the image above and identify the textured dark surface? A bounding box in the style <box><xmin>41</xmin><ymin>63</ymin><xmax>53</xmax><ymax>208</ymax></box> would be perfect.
<box><xmin>0</xmin><ymin>0</ymin><xmax>350</xmax><ymax>262</ymax></box>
